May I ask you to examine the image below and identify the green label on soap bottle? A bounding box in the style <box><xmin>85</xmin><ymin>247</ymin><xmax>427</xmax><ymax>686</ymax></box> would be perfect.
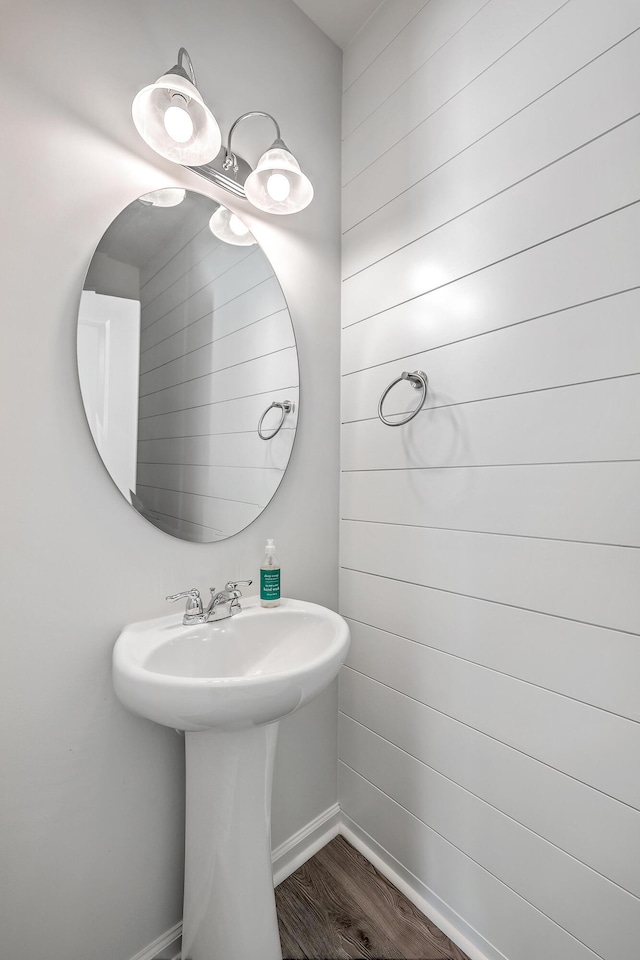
<box><xmin>260</xmin><ymin>568</ymin><xmax>280</xmax><ymax>600</ymax></box>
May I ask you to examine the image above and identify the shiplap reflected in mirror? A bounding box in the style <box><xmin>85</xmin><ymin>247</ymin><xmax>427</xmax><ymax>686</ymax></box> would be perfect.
<box><xmin>77</xmin><ymin>189</ymin><xmax>299</xmax><ymax>542</ymax></box>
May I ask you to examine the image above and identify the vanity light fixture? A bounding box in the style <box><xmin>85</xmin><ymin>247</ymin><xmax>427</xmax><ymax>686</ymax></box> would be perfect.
<box><xmin>208</xmin><ymin>205</ymin><xmax>257</xmax><ymax>246</ymax></box>
<box><xmin>132</xmin><ymin>48</ymin><xmax>314</xmax><ymax>215</ymax></box>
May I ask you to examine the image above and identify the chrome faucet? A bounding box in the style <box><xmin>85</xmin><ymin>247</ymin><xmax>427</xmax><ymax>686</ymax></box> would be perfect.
<box><xmin>166</xmin><ymin>580</ymin><xmax>252</xmax><ymax>624</ymax></box>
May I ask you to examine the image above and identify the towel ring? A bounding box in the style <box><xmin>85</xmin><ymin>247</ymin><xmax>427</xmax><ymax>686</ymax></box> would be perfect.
<box><xmin>378</xmin><ymin>370</ymin><xmax>428</xmax><ymax>426</ymax></box>
<box><xmin>258</xmin><ymin>400</ymin><xmax>295</xmax><ymax>440</ymax></box>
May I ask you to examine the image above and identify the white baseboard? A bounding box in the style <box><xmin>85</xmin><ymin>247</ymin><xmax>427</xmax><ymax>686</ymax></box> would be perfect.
<box><xmin>340</xmin><ymin>814</ymin><xmax>507</xmax><ymax>960</ymax></box>
<box><xmin>137</xmin><ymin>806</ymin><xmax>504</xmax><ymax>960</ymax></box>
<box><xmin>137</xmin><ymin>803</ymin><xmax>341</xmax><ymax>959</ymax></box>
<box><xmin>129</xmin><ymin>922</ymin><xmax>181</xmax><ymax>960</ymax></box>
<box><xmin>272</xmin><ymin>801</ymin><xmax>341</xmax><ymax>886</ymax></box>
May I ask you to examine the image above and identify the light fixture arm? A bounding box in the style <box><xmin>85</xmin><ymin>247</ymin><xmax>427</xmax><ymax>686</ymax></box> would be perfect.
<box><xmin>223</xmin><ymin>112</ymin><xmax>283</xmax><ymax>175</ymax></box>
<box><xmin>167</xmin><ymin>47</ymin><xmax>197</xmax><ymax>86</ymax></box>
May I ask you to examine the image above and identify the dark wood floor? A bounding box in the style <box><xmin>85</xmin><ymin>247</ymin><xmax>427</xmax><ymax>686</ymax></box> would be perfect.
<box><xmin>276</xmin><ymin>835</ymin><xmax>471</xmax><ymax>960</ymax></box>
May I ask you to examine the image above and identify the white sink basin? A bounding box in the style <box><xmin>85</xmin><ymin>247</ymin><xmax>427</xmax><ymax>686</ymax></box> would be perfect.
<box><xmin>113</xmin><ymin>595</ymin><xmax>350</xmax><ymax>960</ymax></box>
<box><xmin>113</xmin><ymin>596</ymin><xmax>350</xmax><ymax>731</ymax></box>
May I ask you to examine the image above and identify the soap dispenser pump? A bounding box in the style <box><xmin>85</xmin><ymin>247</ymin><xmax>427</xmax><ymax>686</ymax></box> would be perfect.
<box><xmin>260</xmin><ymin>539</ymin><xmax>281</xmax><ymax>607</ymax></box>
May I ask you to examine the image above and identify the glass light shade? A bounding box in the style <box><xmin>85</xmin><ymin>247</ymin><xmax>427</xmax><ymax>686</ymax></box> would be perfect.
<box><xmin>209</xmin><ymin>206</ymin><xmax>257</xmax><ymax>246</ymax></box>
<box><xmin>139</xmin><ymin>188</ymin><xmax>186</xmax><ymax>207</ymax></box>
<box><xmin>244</xmin><ymin>145</ymin><xmax>313</xmax><ymax>215</ymax></box>
<box><xmin>132</xmin><ymin>73</ymin><xmax>221</xmax><ymax>166</ymax></box>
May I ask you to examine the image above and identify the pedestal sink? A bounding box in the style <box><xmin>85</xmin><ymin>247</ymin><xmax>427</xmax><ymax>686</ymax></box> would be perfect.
<box><xmin>113</xmin><ymin>596</ymin><xmax>350</xmax><ymax>960</ymax></box>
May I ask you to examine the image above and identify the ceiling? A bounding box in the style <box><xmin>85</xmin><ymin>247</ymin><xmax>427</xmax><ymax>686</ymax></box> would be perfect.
<box><xmin>291</xmin><ymin>0</ymin><xmax>384</xmax><ymax>49</ymax></box>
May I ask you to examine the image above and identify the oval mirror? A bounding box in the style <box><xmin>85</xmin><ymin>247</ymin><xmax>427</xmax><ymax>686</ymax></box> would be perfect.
<box><xmin>77</xmin><ymin>188</ymin><xmax>299</xmax><ymax>542</ymax></box>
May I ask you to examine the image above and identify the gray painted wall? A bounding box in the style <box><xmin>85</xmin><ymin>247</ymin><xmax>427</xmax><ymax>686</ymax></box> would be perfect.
<box><xmin>0</xmin><ymin>1</ymin><xmax>341</xmax><ymax>958</ymax></box>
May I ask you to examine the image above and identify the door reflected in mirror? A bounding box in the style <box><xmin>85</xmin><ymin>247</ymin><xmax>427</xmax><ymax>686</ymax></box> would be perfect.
<box><xmin>77</xmin><ymin>189</ymin><xmax>299</xmax><ymax>542</ymax></box>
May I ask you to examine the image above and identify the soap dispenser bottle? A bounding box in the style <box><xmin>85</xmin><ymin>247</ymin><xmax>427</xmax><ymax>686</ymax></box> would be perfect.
<box><xmin>260</xmin><ymin>539</ymin><xmax>281</xmax><ymax>607</ymax></box>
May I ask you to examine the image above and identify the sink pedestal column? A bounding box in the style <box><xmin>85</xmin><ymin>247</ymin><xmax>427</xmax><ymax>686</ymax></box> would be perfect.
<box><xmin>181</xmin><ymin>722</ymin><xmax>282</xmax><ymax>960</ymax></box>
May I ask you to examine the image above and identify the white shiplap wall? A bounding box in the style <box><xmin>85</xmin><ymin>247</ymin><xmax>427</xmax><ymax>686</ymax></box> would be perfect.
<box><xmin>137</xmin><ymin>218</ymin><xmax>298</xmax><ymax>541</ymax></box>
<box><xmin>339</xmin><ymin>2</ymin><xmax>640</xmax><ymax>959</ymax></box>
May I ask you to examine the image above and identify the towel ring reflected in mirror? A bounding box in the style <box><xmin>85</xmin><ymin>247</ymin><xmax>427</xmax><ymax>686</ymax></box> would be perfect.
<box><xmin>258</xmin><ymin>400</ymin><xmax>295</xmax><ymax>440</ymax></box>
<box><xmin>378</xmin><ymin>370</ymin><xmax>428</xmax><ymax>426</ymax></box>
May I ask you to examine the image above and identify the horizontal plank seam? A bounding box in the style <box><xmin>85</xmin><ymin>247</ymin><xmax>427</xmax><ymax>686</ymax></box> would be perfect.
<box><xmin>141</xmin><ymin>245</ymin><xmax>256</xmax><ymax>315</ymax></box>
<box><xmin>338</xmin><ymin>565</ymin><xmax>640</xmax><ymax>640</ymax></box>
<box><xmin>139</xmin><ymin>385</ymin><xmax>297</xmax><ymax>419</ymax></box>
<box><xmin>344</xmin><ymin>111</ymin><xmax>640</xmax><ymax>276</ymax></box>
<box><xmin>141</xmin><ymin>347</ymin><xmax>292</xmax><ymax>393</ymax></box>
<box><xmin>342</xmin><ymin>198</ymin><xmax>640</xmax><ymax>329</ymax></box>
<box><xmin>339</xmin><ymin>712</ymin><xmax>640</xmax><ymax>901</ymax></box>
<box><xmin>140</xmin><ymin>227</ymin><xmax>224</xmax><ymax>290</ymax></box>
<box><xmin>340</xmin><ymin>613</ymin><xmax>640</xmax><ymax>725</ymax></box>
<box><xmin>343</xmin><ymin>0</ymin><xmax>432</xmax><ymax>94</ymax></box>
<box><xmin>343</xmin><ymin>0</ymin><xmax>494</xmax><ymax>135</ymax></box>
<box><xmin>140</xmin><ymin>309</ymin><xmax>289</xmax><ymax>376</ymax></box>
<box><xmin>135</xmin><ymin>483</ymin><xmax>260</xmax><ymax>505</ymax></box>
<box><xmin>344</xmin><ymin>111</ymin><xmax>640</xmax><ymax>283</ymax></box>
<box><xmin>138</xmin><ymin>463</ymin><xmax>280</xmax><ymax>472</ymax></box>
<box><xmin>338</xmin><ymin>517</ymin><xmax>640</xmax><ymax>551</ymax></box>
<box><xmin>141</xmin><ymin>254</ymin><xmax>257</xmax><ymax>324</ymax></box>
<box><xmin>343</xmin><ymin>24</ymin><xmax>640</xmax><ymax>214</ymax></box>
<box><xmin>340</xmin><ymin>459</ymin><xmax>640</xmax><ymax>472</ymax></box>
<box><xmin>341</xmin><ymin>286</ymin><xmax>640</xmax><ymax>376</ymax></box>
<box><xmin>140</xmin><ymin>225</ymin><xmax>214</xmax><ymax>292</ymax></box>
<box><xmin>139</xmin><ymin>427</ymin><xmax>295</xmax><ymax>441</ymax></box>
<box><xmin>339</xmin><ymin>673</ymin><xmax>640</xmax><ymax>814</ymax></box>
<box><xmin>138</xmin><ymin>346</ymin><xmax>295</xmax><ymax>400</ymax></box>
<box><xmin>341</xmin><ymin>369</ymin><xmax>640</xmax><ymax>423</ymax></box>
<box><xmin>338</xmin><ymin>760</ymin><xmax>606</xmax><ymax>960</ymax></box>
<box><xmin>141</xmin><ymin>248</ymin><xmax>258</xmax><ymax>333</ymax></box>
<box><xmin>137</xmin><ymin>382</ymin><xmax>299</xmax><ymax>420</ymax></box>
<box><xmin>343</xmin><ymin>0</ymin><xmax>571</xmax><ymax>147</ymax></box>
<box><xmin>140</xmin><ymin>276</ymin><xmax>278</xmax><ymax>356</ymax></box>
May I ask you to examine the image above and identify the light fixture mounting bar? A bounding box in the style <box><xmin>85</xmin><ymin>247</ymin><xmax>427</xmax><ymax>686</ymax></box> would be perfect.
<box><xmin>187</xmin><ymin>148</ymin><xmax>253</xmax><ymax>198</ymax></box>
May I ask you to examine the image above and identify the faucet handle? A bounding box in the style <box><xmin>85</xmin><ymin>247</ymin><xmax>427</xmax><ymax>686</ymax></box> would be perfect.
<box><xmin>166</xmin><ymin>588</ymin><xmax>204</xmax><ymax>616</ymax></box>
<box><xmin>224</xmin><ymin>579</ymin><xmax>253</xmax><ymax>596</ymax></box>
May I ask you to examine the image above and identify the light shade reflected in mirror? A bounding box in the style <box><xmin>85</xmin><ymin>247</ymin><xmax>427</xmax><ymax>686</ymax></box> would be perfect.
<box><xmin>77</xmin><ymin>189</ymin><xmax>299</xmax><ymax>542</ymax></box>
